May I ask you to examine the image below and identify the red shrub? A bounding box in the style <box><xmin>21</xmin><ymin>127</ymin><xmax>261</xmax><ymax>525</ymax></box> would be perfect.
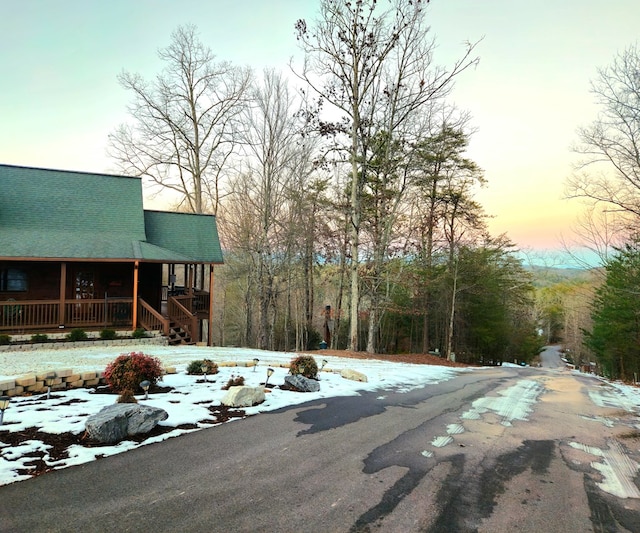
<box><xmin>104</xmin><ymin>352</ymin><xmax>164</xmax><ymax>393</ymax></box>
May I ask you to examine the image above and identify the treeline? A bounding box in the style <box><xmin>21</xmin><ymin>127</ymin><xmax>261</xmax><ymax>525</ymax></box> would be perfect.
<box><xmin>108</xmin><ymin>2</ymin><xmax>548</xmax><ymax>363</ymax></box>
<box><xmin>214</xmin><ymin>221</ymin><xmax>540</xmax><ymax>364</ymax></box>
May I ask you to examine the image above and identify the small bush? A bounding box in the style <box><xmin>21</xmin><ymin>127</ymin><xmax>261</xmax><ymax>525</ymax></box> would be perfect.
<box><xmin>31</xmin><ymin>333</ymin><xmax>49</xmax><ymax>343</ymax></box>
<box><xmin>103</xmin><ymin>351</ymin><xmax>164</xmax><ymax>394</ymax></box>
<box><xmin>0</xmin><ymin>334</ymin><xmax>11</xmax><ymax>345</ymax></box>
<box><xmin>222</xmin><ymin>375</ymin><xmax>245</xmax><ymax>390</ymax></box>
<box><xmin>289</xmin><ymin>355</ymin><xmax>318</xmax><ymax>379</ymax></box>
<box><xmin>116</xmin><ymin>390</ymin><xmax>138</xmax><ymax>404</ymax></box>
<box><xmin>132</xmin><ymin>328</ymin><xmax>148</xmax><ymax>339</ymax></box>
<box><xmin>99</xmin><ymin>329</ymin><xmax>118</xmax><ymax>340</ymax></box>
<box><xmin>186</xmin><ymin>359</ymin><xmax>219</xmax><ymax>375</ymax></box>
<box><xmin>66</xmin><ymin>328</ymin><xmax>87</xmax><ymax>342</ymax></box>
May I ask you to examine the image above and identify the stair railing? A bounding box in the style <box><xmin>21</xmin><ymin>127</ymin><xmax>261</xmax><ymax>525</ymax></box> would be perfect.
<box><xmin>167</xmin><ymin>296</ymin><xmax>198</xmax><ymax>342</ymax></box>
<box><xmin>138</xmin><ymin>298</ymin><xmax>170</xmax><ymax>336</ymax></box>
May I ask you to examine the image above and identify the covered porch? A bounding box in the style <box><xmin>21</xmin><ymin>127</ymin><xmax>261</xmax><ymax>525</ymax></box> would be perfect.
<box><xmin>0</xmin><ymin>261</ymin><xmax>216</xmax><ymax>345</ymax></box>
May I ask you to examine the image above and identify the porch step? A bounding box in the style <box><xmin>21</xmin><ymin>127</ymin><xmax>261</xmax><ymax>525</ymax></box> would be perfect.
<box><xmin>167</xmin><ymin>324</ymin><xmax>195</xmax><ymax>346</ymax></box>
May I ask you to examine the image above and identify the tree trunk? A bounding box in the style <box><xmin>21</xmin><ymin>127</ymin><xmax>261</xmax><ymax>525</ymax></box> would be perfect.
<box><xmin>349</xmin><ymin>121</ymin><xmax>361</xmax><ymax>352</ymax></box>
<box><xmin>446</xmin><ymin>258</ymin><xmax>458</xmax><ymax>362</ymax></box>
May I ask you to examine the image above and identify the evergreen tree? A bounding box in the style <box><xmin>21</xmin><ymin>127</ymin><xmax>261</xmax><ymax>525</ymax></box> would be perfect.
<box><xmin>586</xmin><ymin>242</ymin><xmax>640</xmax><ymax>380</ymax></box>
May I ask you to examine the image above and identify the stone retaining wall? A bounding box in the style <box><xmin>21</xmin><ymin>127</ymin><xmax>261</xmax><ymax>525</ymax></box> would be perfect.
<box><xmin>0</xmin><ymin>335</ymin><xmax>167</xmax><ymax>353</ymax></box>
<box><xmin>0</xmin><ymin>361</ymin><xmax>336</xmax><ymax>398</ymax></box>
<box><xmin>0</xmin><ymin>369</ymin><xmax>107</xmax><ymax>397</ymax></box>
<box><xmin>0</xmin><ymin>364</ymin><xmax>181</xmax><ymax>397</ymax></box>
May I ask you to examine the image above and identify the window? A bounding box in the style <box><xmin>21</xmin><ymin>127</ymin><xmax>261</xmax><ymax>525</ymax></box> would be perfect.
<box><xmin>0</xmin><ymin>268</ymin><xmax>28</xmax><ymax>292</ymax></box>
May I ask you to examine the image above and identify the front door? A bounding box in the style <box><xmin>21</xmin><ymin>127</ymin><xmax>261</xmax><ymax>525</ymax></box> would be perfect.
<box><xmin>75</xmin><ymin>271</ymin><xmax>95</xmax><ymax>300</ymax></box>
<box><xmin>73</xmin><ymin>271</ymin><xmax>95</xmax><ymax>323</ymax></box>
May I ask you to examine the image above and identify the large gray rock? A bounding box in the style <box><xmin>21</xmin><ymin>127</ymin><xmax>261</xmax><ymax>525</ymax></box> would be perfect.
<box><xmin>221</xmin><ymin>386</ymin><xmax>265</xmax><ymax>407</ymax></box>
<box><xmin>85</xmin><ymin>403</ymin><xmax>168</xmax><ymax>444</ymax></box>
<box><xmin>285</xmin><ymin>374</ymin><xmax>320</xmax><ymax>392</ymax></box>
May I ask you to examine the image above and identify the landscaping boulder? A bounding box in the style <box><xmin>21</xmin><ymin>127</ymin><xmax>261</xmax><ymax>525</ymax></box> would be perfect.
<box><xmin>221</xmin><ymin>386</ymin><xmax>265</xmax><ymax>407</ymax></box>
<box><xmin>85</xmin><ymin>403</ymin><xmax>168</xmax><ymax>444</ymax></box>
<box><xmin>340</xmin><ymin>368</ymin><xmax>368</xmax><ymax>382</ymax></box>
<box><xmin>285</xmin><ymin>374</ymin><xmax>320</xmax><ymax>392</ymax></box>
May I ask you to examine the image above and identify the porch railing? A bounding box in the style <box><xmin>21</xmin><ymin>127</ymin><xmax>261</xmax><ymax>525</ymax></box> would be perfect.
<box><xmin>66</xmin><ymin>298</ymin><xmax>133</xmax><ymax>328</ymax></box>
<box><xmin>193</xmin><ymin>290</ymin><xmax>210</xmax><ymax>313</ymax></box>
<box><xmin>0</xmin><ymin>292</ymin><xmax>209</xmax><ymax>338</ymax></box>
<box><xmin>0</xmin><ymin>300</ymin><xmax>59</xmax><ymax>331</ymax></box>
<box><xmin>0</xmin><ymin>298</ymin><xmax>135</xmax><ymax>333</ymax></box>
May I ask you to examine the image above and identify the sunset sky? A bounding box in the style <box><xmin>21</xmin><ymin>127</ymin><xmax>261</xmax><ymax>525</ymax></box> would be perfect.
<box><xmin>1</xmin><ymin>0</ymin><xmax>637</xmax><ymax>256</ymax></box>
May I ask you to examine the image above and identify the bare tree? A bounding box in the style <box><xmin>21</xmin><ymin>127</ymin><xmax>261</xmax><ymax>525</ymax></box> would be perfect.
<box><xmin>294</xmin><ymin>0</ymin><xmax>479</xmax><ymax>351</ymax></box>
<box><xmin>567</xmin><ymin>43</ymin><xmax>640</xmax><ymax>227</ymax></box>
<box><xmin>223</xmin><ymin>69</ymin><xmax>317</xmax><ymax>350</ymax></box>
<box><xmin>561</xmin><ymin>204</ymin><xmax>629</xmax><ymax>269</ymax></box>
<box><xmin>108</xmin><ymin>25</ymin><xmax>252</xmax><ymax>214</ymax></box>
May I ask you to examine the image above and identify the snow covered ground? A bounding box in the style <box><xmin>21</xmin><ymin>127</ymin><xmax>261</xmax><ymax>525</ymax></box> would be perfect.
<box><xmin>0</xmin><ymin>345</ymin><xmax>466</xmax><ymax>486</ymax></box>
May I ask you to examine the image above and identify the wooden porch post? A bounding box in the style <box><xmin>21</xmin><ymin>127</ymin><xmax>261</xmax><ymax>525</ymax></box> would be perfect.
<box><xmin>184</xmin><ymin>265</ymin><xmax>188</xmax><ymax>293</ymax></box>
<box><xmin>132</xmin><ymin>261</ymin><xmax>139</xmax><ymax>331</ymax></box>
<box><xmin>208</xmin><ymin>264</ymin><xmax>214</xmax><ymax>347</ymax></box>
<box><xmin>59</xmin><ymin>262</ymin><xmax>67</xmax><ymax>326</ymax></box>
<box><xmin>187</xmin><ymin>264</ymin><xmax>194</xmax><ymax>296</ymax></box>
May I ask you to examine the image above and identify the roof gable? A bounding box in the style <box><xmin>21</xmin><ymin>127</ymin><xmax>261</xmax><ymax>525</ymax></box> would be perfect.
<box><xmin>144</xmin><ymin>210</ymin><xmax>223</xmax><ymax>263</ymax></box>
<box><xmin>0</xmin><ymin>164</ymin><xmax>223</xmax><ymax>264</ymax></box>
<box><xmin>0</xmin><ymin>164</ymin><xmax>146</xmax><ymax>236</ymax></box>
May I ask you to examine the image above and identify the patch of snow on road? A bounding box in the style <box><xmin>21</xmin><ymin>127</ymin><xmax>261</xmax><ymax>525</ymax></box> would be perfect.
<box><xmin>446</xmin><ymin>423</ymin><xmax>465</xmax><ymax>435</ymax></box>
<box><xmin>569</xmin><ymin>441</ymin><xmax>604</xmax><ymax>457</ymax></box>
<box><xmin>461</xmin><ymin>379</ymin><xmax>544</xmax><ymax>427</ymax></box>
<box><xmin>588</xmin><ymin>382</ymin><xmax>640</xmax><ymax>413</ymax></box>
<box><xmin>580</xmin><ymin>414</ymin><xmax>615</xmax><ymax>428</ymax></box>
<box><xmin>431</xmin><ymin>435</ymin><xmax>453</xmax><ymax>447</ymax></box>
<box><xmin>570</xmin><ymin>440</ymin><xmax>640</xmax><ymax>499</ymax></box>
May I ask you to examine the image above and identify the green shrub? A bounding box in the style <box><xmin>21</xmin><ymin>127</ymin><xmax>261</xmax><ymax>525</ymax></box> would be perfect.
<box><xmin>186</xmin><ymin>359</ymin><xmax>219</xmax><ymax>375</ymax></box>
<box><xmin>99</xmin><ymin>329</ymin><xmax>117</xmax><ymax>340</ymax></box>
<box><xmin>132</xmin><ymin>328</ymin><xmax>148</xmax><ymax>339</ymax></box>
<box><xmin>66</xmin><ymin>328</ymin><xmax>87</xmax><ymax>341</ymax></box>
<box><xmin>289</xmin><ymin>355</ymin><xmax>318</xmax><ymax>378</ymax></box>
<box><xmin>0</xmin><ymin>334</ymin><xmax>11</xmax><ymax>345</ymax></box>
<box><xmin>103</xmin><ymin>351</ymin><xmax>164</xmax><ymax>395</ymax></box>
<box><xmin>30</xmin><ymin>333</ymin><xmax>49</xmax><ymax>343</ymax></box>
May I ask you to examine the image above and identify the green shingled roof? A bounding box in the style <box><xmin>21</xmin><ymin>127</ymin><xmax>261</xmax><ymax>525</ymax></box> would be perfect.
<box><xmin>144</xmin><ymin>211</ymin><xmax>223</xmax><ymax>263</ymax></box>
<box><xmin>0</xmin><ymin>164</ymin><xmax>223</xmax><ymax>263</ymax></box>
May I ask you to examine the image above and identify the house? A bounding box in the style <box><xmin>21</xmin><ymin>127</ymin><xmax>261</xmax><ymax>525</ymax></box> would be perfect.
<box><xmin>0</xmin><ymin>164</ymin><xmax>223</xmax><ymax>345</ymax></box>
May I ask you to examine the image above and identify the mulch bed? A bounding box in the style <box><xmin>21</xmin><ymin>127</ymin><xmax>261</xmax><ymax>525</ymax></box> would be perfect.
<box><xmin>0</xmin><ymin>392</ymin><xmax>246</xmax><ymax>479</ymax></box>
<box><xmin>317</xmin><ymin>349</ymin><xmax>470</xmax><ymax>368</ymax></box>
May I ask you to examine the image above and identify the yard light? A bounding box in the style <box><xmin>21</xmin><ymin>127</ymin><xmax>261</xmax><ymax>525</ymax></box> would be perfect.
<box><xmin>201</xmin><ymin>364</ymin><xmax>208</xmax><ymax>383</ymax></box>
<box><xmin>265</xmin><ymin>367</ymin><xmax>274</xmax><ymax>388</ymax></box>
<box><xmin>45</xmin><ymin>373</ymin><xmax>56</xmax><ymax>400</ymax></box>
<box><xmin>140</xmin><ymin>380</ymin><xmax>151</xmax><ymax>400</ymax></box>
<box><xmin>0</xmin><ymin>396</ymin><xmax>10</xmax><ymax>425</ymax></box>
<box><xmin>253</xmin><ymin>358</ymin><xmax>259</xmax><ymax>371</ymax></box>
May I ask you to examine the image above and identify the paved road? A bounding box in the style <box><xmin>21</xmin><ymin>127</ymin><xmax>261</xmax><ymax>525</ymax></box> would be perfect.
<box><xmin>539</xmin><ymin>345</ymin><xmax>565</xmax><ymax>368</ymax></box>
<box><xmin>2</xmin><ymin>365</ymin><xmax>639</xmax><ymax>532</ymax></box>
